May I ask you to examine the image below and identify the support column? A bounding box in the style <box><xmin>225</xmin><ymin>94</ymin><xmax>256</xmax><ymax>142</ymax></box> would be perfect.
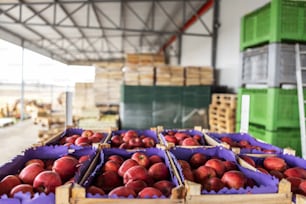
<box><xmin>20</xmin><ymin>41</ymin><xmax>25</xmax><ymax>121</ymax></box>
<box><xmin>211</xmin><ymin>0</ymin><xmax>220</xmax><ymax>85</ymax></box>
<box><xmin>65</xmin><ymin>91</ymin><xmax>73</xmax><ymax>127</ymax></box>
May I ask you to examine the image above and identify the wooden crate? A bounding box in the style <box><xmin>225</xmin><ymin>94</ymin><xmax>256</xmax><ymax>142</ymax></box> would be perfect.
<box><xmin>209</xmin><ymin>104</ymin><xmax>236</xmax><ymax>133</ymax></box>
<box><xmin>185</xmin><ymin>179</ymin><xmax>292</xmax><ymax>204</ymax></box>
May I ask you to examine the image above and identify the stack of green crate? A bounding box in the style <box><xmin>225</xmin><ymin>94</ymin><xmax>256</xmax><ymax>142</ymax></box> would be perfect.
<box><xmin>182</xmin><ymin>86</ymin><xmax>211</xmax><ymax>128</ymax></box>
<box><xmin>236</xmin><ymin>88</ymin><xmax>302</xmax><ymax>155</ymax></box>
<box><xmin>237</xmin><ymin>0</ymin><xmax>306</xmax><ymax>156</ymax></box>
<box><xmin>120</xmin><ymin>85</ymin><xmax>211</xmax><ymax>130</ymax></box>
<box><xmin>120</xmin><ymin>85</ymin><xmax>153</xmax><ymax>129</ymax></box>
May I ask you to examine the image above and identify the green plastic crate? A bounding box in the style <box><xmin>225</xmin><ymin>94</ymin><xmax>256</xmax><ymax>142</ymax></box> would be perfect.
<box><xmin>248</xmin><ymin>124</ymin><xmax>301</xmax><ymax>156</ymax></box>
<box><xmin>182</xmin><ymin>86</ymin><xmax>211</xmax><ymax>108</ymax></box>
<box><xmin>236</xmin><ymin>88</ymin><xmax>302</xmax><ymax>131</ymax></box>
<box><xmin>240</xmin><ymin>0</ymin><xmax>306</xmax><ymax>50</ymax></box>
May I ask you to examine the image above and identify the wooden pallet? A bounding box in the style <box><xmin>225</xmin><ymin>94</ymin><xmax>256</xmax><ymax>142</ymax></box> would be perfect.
<box><xmin>185</xmin><ymin>179</ymin><xmax>292</xmax><ymax>204</ymax></box>
<box><xmin>211</xmin><ymin>94</ymin><xmax>237</xmax><ymax>108</ymax></box>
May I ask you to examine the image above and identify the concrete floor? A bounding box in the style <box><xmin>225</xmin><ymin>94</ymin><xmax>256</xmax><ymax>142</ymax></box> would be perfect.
<box><xmin>0</xmin><ymin>119</ymin><xmax>40</xmax><ymax>166</ymax></box>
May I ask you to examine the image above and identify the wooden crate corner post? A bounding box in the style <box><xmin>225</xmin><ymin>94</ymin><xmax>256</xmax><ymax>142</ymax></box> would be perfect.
<box><xmin>55</xmin><ymin>184</ymin><xmax>72</xmax><ymax>204</ymax></box>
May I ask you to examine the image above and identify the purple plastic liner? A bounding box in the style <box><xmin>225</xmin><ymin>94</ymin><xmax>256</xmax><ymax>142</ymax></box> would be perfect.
<box><xmin>83</xmin><ymin>147</ymin><xmax>183</xmax><ymax>198</ymax></box>
<box><xmin>242</xmin><ymin>153</ymin><xmax>306</xmax><ymax>171</ymax></box>
<box><xmin>170</xmin><ymin>146</ymin><xmax>278</xmax><ymax>194</ymax></box>
<box><xmin>108</xmin><ymin>129</ymin><xmax>159</xmax><ymax>145</ymax></box>
<box><xmin>46</xmin><ymin>128</ymin><xmax>108</xmax><ymax>145</ymax></box>
<box><xmin>207</xmin><ymin>132</ymin><xmax>282</xmax><ymax>154</ymax></box>
<box><xmin>160</xmin><ymin>129</ymin><xmax>205</xmax><ymax>146</ymax></box>
<box><xmin>0</xmin><ymin>145</ymin><xmax>96</xmax><ymax>204</ymax></box>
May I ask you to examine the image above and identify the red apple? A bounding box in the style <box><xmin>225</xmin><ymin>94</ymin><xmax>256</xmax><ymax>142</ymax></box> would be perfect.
<box><xmin>89</xmin><ymin>132</ymin><xmax>104</xmax><ymax>143</ymax></box>
<box><xmin>9</xmin><ymin>184</ymin><xmax>34</xmax><ymax>197</ymax></box>
<box><xmin>65</xmin><ymin>135</ymin><xmax>80</xmax><ymax>144</ymax></box>
<box><xmin>78</xmin><ymin>155</ymin><xmax>90</xmax><ymax>164</ymax></box>
<box><xmin>108</xmin><ymin>186</ymin><xmax>136</xmax><ymax>198</ymax></box>
<box><xmin>190</xmin><ymin>153</ymin><xmax>208</xmax><ymax>169</ymax></box>
<box><xmin>25</xmin><ymin>159</ymin><xmax>45</xmax><ymax>168</ymax></box>
<box><xmin>108</xmin><ymin>155</ymin><xmax>124</xmax><ymax>165</ymax></box>
<box><xmin>33</xmin><ymin>171</ymin><xmax>62</xmax><ymax>194</ymax></box>
<box><xmin>19</xmin><ymin>163</ymin><xmax>44</xmax><ymax>185</ymax></box>
<box><xmin>0</xmin><ymin>175</ymin><xmax>21</xmax><ymax>195</ymax></box>
<box><xmin>246</xmin><ymin>177</ymin><xmax>257</xmax><ymax>188</ymax></box>
<box><xmin>257</xmin><ymin>167</ymin><xmax>269</xmax><ymax>174</ymax></box>
<box><xmin>102</xmin><ymin>160</ymin><xmax>120</xmax><ymax>172</ymax></box>
<box><xmin>122</xmin><ymin>130</ymin><xmax>138</xmax><ymax>143</ymax></box>
<box><xmin>284</xmin><ymin>167</ymin><xmax>306</xmax><ymax>179</ymax></box>
<box><xmin>75</xmin><ymin>137</ymin><xmax>90</xmax><ymax>146</ymax></box>
<box><xmin>182</xmin><ymin>168</ymin><xmax>194</xmax><ymax>181</ymax></box>
<box><xmin>128</xmin><ymin>137</ymin><xmax>143</xmax><ymax>148</ymax></box>
<box><xmin>87</xmin><ymin>185</ymin><xmax>105</xmax><ymax>196</ymax></box>
<box><xmin>142</xmin><ymin>137</ymin><xmax>156</xmax><ymax>148</ymax></box>
<box><xmin>119</xmin><ymin>142</ymin><xmax>130</xmax><ymax>149</ymax></box>
<box><xmin>269</xmin><ymin>170</ymin><xmax>284</xmax><ymax>180</ymax></box>
<box><xmin>286</xmin><ymin>177</ymin><xmax>303</xmax><ymax>193</ymax></box>
<box><xmin>138</xmin><ymin>187</ymin><xmax>163</xmax><ymax>198</ymax></box>
<box><xmin>148</xmin><ymin>162</ymin><xmax>170</xmax><ymax>181</ymax></box>
<box><xmin>174</xmin><ymin>132</ymin><xmax>189</xmax><ymax>142</ymax></box>
<box><xmin>178</xmin><ymin>160</ymin><xmax>191</xmax><ymax>170</ymax></box>
<box><xmin>193</xmin><ymin>166</ymin><xmax>216</xmax><ymax>183</ymax></box>
<box><xmin>193</xmin><ymin>134</ymin><xmax>202</xmax><ymax>143</ymax></box>
<box><xmin>223</xmin><ymin>161</ymin><xmax>238</xmax><ymax>171</ymax></box>
<box><xmin>153</xmin><ymin>180</ymin><xmax>175</xmax><ymax>197</ymax></box>
<box><xmin>181</xmin><ymin>138</ymin><xmax>200</xmax><ymax>146</ymax></box>
<box><xmin>263</xmin><ymin>157</ymin><xmax>287</xmax><ymax>172</ymax></box>
<box><xmin>81</xmin><ymin>130</ymin><xmax>94</xmax><ymax>138</ymax></box>
<box><xmin>125</xmin><ymin>179</ymin><xmax>147</xmax><ymax>194</ymax></box>
<box><xmin>118</xmin><ymin>159</ymin><xmax>138</xmax><ymax>177</ymax></box>
<box><xmin>164</xmin><ymin>135</ymin><xmax>178</xmax><ymax>145</ymax></box>
<box><xmin>123</xmin><ymin>165</ymin><xmax>150</xmax><ymax>184</ymax></box>
<box><xmin>111</xmin><ymin>135</ymin><xmax>122</xmax><ymax>147</ymax></box>
<box><xmin>240</xmin><ymin>155</ymin><xmax>256</xmax><ymax>167</ymax></box>
<box><xmin>220</xmin><ymin>137</ymin><xmax>234</xmax><ymax>146</ymax></box>
<box><xmin>299</xmin><ymin>180</ymin><xmax>306</xmax><ymax>196</ymax></box>
<box><xmin>95</xmin><ymin>171</ymin><xmax>122</xmax><ymax>192</ymax></box>
<box><xmin>131</xmin><ymin>152</ymin><xmax>150</xmax><ymax>168</ymax></box>
<box><xmin>149</xmin><ymin>155</ymin><xmax>163</xmax><ymax>165</ymax></box>
<box><xmin>52</xmin><ymin>156</ymin><xmax>79</xmax><ymax>181</ymax></box>
<box><xmin>221</xmin><ymin>170</ymin><xmax>247</xmax><ymax>190</ymax></box>
<box><xmin>205</xmin><ymin>159</ymin><xmax>226</xmax><ymax>177</ymax></box>
<box><xmin>202</xmin><ymin>177</ymin><xmax>225</xmax><ymax>192</ymax></box>
<box><xmin>239</xmin><ymin>140</ymin><xmax>250</xmax><ymax>147</ymax></box>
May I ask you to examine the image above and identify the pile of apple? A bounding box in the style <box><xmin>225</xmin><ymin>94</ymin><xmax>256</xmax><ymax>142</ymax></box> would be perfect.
<box><xmin>0</xmin><ymin>154</ymin><xmax>90</xmax><ymax>197</ymax></box>
<box><xmin>110</xmin><ymin>130</ymin><xmax>156</xmax><ymax>149</ymax></box>
<box><xmin>240</xmin><ymin>155</ymin><xmax>306</xmax><ymax>195</ymax></box>
<box><xmin>219</xmin><ymin>136</ymin><xmax>276</xmax><ymax>153</ymax></box>
<box><xmin>87</xmin><ymin>151</ymin><xmax>176</xmax><ymax>198</ymax></box>
<box><xmin>59</xmin><ymin>129</ymin><xmax>104</xmax><ymax>147</ymax></box>
<box><xmin>178</xmin><ymin>152</ymin><xmax>257</xmax><ymax>192</ymax></box>
<box><xmin>163</xmin><ymin>131</ymin><xmax>203</xmax><ymax>146</ymax></box>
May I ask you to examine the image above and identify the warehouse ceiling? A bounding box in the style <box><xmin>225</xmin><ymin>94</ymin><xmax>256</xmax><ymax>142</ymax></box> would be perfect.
<box><xmin>0</xmin><ymin>0</ymin><xmax>214</xmax><ymax>65</ymax></box>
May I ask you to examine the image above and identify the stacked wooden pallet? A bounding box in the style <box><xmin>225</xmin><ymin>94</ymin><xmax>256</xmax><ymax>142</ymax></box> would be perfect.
<box><xmin>209</xmin><ymin>94</ymin><xmax>237</xmax><ymax>133</ymax></box>
<box><xmin>126</xmin><ymin>53</ymin><xmax>165</xmax><ymax>65</ymax></box>
<box><xmin>94</xmin><ymin>63</ymin><xmax>123</xmax><ymax>105</ymax></box>
<box><xmin>123</xmin><ymin>65</ymin><xmax>154</xmax><ymax>85</ymax></box>
<box><xmin>156</xmin><ymin>65</ymin><xmax>184</xmax><ymax>86</ymax></box>
<box><xmin>185</xmin><ymin>66</ymin><xmax>214</xmax><ymax>86</ymax></box>
<box><xmin>73</xmin><ymin>83</ymin><xmax>95</xmax><ymax>117</ymax></box>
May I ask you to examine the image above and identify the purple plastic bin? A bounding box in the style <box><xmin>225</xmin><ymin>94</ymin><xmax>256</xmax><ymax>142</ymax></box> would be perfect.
<box><xmin>0</xmin><ymin>145</ymin><xmax>96</xmax><ymax>204</ymax></box>
<box><xmin>83</xmin><ymin>147</ymin><xmax>183</xmax><ymax>198</ymax></box>
<box><xmin>160</xmin><ymin>129</ymin><xmax>205</xmax><ymax>146</ymax></box>
<box><xmin>108</xmin><ymin>130</ymin><xmax>159</xmax><ymax>148</ymax></box>
<box><xmin>206</xmin><ymin>132</ymin><xmax>282</xmax><ymax>154</ymax></box>
<box><xmin>170</xmin><ymin>146</ymin><xmax>278</xmax><ymax>194</ymax></box>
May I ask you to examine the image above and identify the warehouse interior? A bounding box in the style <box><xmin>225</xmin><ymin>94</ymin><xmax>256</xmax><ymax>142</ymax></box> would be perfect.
<box><xmin>0</xmin><ymin>0</ymin><xmax>306</xmax><ymax>203</ymax></box>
